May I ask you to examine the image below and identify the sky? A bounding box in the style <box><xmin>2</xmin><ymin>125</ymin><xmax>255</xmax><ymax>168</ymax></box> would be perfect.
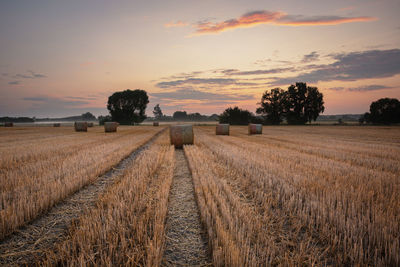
<box><xmin>0</xmin><ymin>0</ymin><xmax>399</xmax><ymax>117</ymax></box>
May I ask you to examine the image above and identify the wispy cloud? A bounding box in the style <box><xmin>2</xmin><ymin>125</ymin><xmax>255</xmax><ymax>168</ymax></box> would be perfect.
<box><xmin>156</xmin><ymin>78</ymin><xmax>237</xmax><ymax>88</ymax></box>
<box><xmin>23</xmin><ymin>96</ymin><xmax>89</xmax><ymax>106</ymax></box>
<box><xmin>301</xmin><ymin>51</ymin><xmax>319</xmax><ymax>63</ymax></box>
<box><xmin>277</xmin><ymin>15</ymin><xmax>375</xmax><ymax>26</ymax></box>
<box><xmin>219</xmin><ymin>67</ymin><xmax>295</xmax><ymax>76</ymax></box>
<box><xmin>190</xmin><ymin>10</ymin><xmax>376</xmax><ymax>35</ymax></box>
<box><xmin>8</xmin><ymin>81</ymin><xmax>20</xmax><ymax>85</ymax></box>
<box><xmin>14</xmin><ymin>70</ymin><xmax>46</xmax><ymax>79</ymax></box>
<box><xmin>348</xmin><ymin>85</ymin><xmax>392</xmax><ymax>92</ymax></box>
<box><xmin>271</xmin><ymin>49</ymin><xmax>400</xmax><ymax>85</ymax></box>
<box><xmin>194</xmin><ymin>11</ymin><xmax>283</xmax><ymax>34</ymax></box>
<box><xmin>151</xmin><ymin>88</ymin><xmax>253</xmax><ymax>101</ymax></box>
<box><xmin>164</xmin><ymin>20</ymin><xmax>188</xmax><ymax>28</ymax></box>
<box><xmin>328</xmin><ymin>85</ymin><xmax>392</xmax><ymax>92</ymax></box>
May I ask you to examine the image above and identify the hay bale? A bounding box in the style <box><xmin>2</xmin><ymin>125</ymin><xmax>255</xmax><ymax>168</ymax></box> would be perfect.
<box><xmin>4</xmin><ymin>122</ymin><xmax>13</xmax><ymax>127</ymax></box>
<box><xmin>153</xmin><ymin>122</ymin><xmax>159</xmax><ymax>126</ymax></box>
<box><xmin>87</xmin><ymin>122</ymin><xmax>94</xmax><ymax>127</ymax></box>
<box><xmin>170</xmin><ymin>125</ymin><xmax>194</xmax><ymax>148</ymax></box>
<box><xmin>248</xmin><ymin>124</ymin><xmax>262</xmax><ymax>135</ymax></box>
<box><xmin>74</xmin><ymin>122</ymin><xmax>88</xmax><ymax>132</ymax></box>
<box><xmin>216</xmin><ymin>124</ymin><xmax>229</xmax><ymax>135</ymax></box>
<box><xmin>53</xmin><ymin>123</ymin><xmax>61</xmax><ymax>127</ymax></box>
<box><xmin>104</xmin><ymin>122</ymin><xmax>118</xmax><ymax>132</ymax></box>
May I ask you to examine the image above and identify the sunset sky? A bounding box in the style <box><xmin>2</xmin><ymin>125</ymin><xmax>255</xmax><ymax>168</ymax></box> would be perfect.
<box><xmin>1</xmin><ymin>0</ymin><xmax>399</xmax><ymax>117</ymax></box>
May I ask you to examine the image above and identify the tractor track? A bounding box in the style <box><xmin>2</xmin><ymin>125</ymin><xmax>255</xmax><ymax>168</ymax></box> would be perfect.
<box><xmin>0</xmin><ymin>128</ymin><xmax>166</xmax><ymax>266</ymax></box>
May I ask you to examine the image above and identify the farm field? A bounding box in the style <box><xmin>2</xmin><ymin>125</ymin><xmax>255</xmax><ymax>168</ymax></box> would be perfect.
<box><xmin>0</xmin><ymin>126</ymin><xmax>163</xmax><ymax>240</ymax></box>
<box><xmin>186</xmin><ymin>126</ymin><xmax>400</xmax><ymax>266</ymax></box>
<box><xmin>0</xmin><ymin>125</ymin><xmax>399</xmax><ymax>266</ymax></box>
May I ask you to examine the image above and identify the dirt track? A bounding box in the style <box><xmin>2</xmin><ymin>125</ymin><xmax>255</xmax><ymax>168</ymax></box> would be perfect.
<box><xmin>162</xmin><ymin>149</ymin><xmax>211</xmax><ymax>266</ymax></box>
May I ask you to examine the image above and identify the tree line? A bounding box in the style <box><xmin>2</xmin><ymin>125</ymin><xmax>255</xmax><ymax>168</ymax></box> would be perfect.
<box><xmin>102</xmin><ymin>84</ymin><xmax>399</xmax><ymax>125</ymax></box>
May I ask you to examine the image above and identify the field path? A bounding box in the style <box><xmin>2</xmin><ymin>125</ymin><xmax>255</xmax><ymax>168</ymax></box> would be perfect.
<box><xmin>162</xmin><ymin>149</ymin><xmax>211</xmax><ymax>266</ymax></box>
<box><xmin>0</xmin><ymin>128</ymin><xmax>165</xmax><ymax>266</ymax></box>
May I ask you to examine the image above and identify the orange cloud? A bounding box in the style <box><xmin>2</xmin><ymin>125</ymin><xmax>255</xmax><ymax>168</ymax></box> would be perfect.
<box><xmin>195</xmin><ymin>11</ymin><xmax>284</xmax><ymax>34</ymax></box>
<box><xmin>192</xmin><ymin>10</ymin><xmax>377</xmax><ymax>35</ymax></box>
<box><xmin>164</xmin><ymin>21</ymin><xmax>188</xmax><ymax>28</ymax></box>
<box><xmin>277</xmin><ymin>15</ymin><xmax>376</xmax><ymax>26</ymax></box>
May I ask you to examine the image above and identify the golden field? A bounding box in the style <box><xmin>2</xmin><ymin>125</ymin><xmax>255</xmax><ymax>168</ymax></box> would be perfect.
<box><xmin>0</xmin><ymin>125</ymin><xmax>399</xmax><ymax>266</ymax></box>
<box><xmin>186</xmin><ymin>126</ymin><xmax>400</xmax><ymax>266</ymax></box>
<box><xmin>0</xmin><ymin>126</ymin><xmax>162</xmax><ymax>240</ymax></box>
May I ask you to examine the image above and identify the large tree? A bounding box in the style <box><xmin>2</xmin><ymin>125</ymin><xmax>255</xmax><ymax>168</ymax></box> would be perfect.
<box><xmin>256</xmin><ymin>88</ymin><xmax>287</xmax><ymax>124</ymax></box>
<box><xmin>107</xmin><ymin>89</ymin><xmax>149</xmax><ymax>124</ymax></box>
<box><xmin>367</xmin><ymin>98</ymin><xmax>400</xmax><ymax>124</ymax></box>
<box><xmin>285</xmin><ymin>82</ymin><xmax>324</xmax><ymax>124</ymax></box>
<box><xmin>219</xmin><ymin>106</ymin><xmax>254</xmax><ymax>125</ymax></box>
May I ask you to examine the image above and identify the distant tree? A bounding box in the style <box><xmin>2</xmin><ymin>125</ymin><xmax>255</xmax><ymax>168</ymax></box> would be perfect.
<box><xmin>98</xmin><ymin>115</ymin><xmax>112</xmax><ymax>125</ymax></box>
<box><xmin>173</xmin><ymin>111</ymin><xmax>188</xmax><ymax>120</ymax></box>
<box><xmin>153</xmin><ymin>104</ymin><xmax>163</xmax><ymax>119</ymax></box>
<box><xmin>209</xmin><ymin>114</ymin><xmax>219</xmax><ymax>121</ymax></box>
<box><xmin>107</xmin><ymin>89</ymin><xmax>149</xmax><ymax>124</ymax></box>
<box><xmin>368</xmin><ymin>98</ymin><xmax>400</xmax><ymax>124</ymax></box>
<box><xmin>285</xmin><ymin>82</ymin><xmax>324</xmax><ymax>124</ymax></box>
<box><xmin>81</xmin><ymin>112</ymin><xmax>96</xmax><ymax>120</ymax></box>
<box><xmin>256</xmin><ymin>88</ymin><xmax>287</xmax><ymax>124</ymax></box>
<box><xmin>219</xmin><ymin>106</ymin><xmax>254</xmax><ymax>125</ymax></box>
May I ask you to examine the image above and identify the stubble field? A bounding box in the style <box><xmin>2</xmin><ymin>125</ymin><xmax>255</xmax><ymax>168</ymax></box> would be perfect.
<box><xmin>0</xmin><ymin>125</ymin><xmax>399</xmax><ymax>266</ymax></box>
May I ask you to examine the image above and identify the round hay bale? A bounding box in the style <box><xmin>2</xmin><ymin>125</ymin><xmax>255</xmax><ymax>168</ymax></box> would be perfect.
<box><xmin>153</xmin><ymin>122</ymin><xmax>159</xmax><ymax>126</ymax></box>
<box><xmin>4</xmin><ymin>122</ymin><xmax>13</xmax><ymax>127</ymax></box>
<box><xmin>104</xmin><ymin>122</ymin><xmax>118</xmax><ymax>132</ymax></box>
<box><xmin>53</xmin><ymin>123</ymin><xmax>61</xmax><ymax>127</ymax></box>
<box><xmin>170</xmin><ymin>125</ymin><xmax>194</xmax><ymax>148</ymax></box>
<box><xmin>216</xmin><ymin>124</ymin><xmax>229</xmax><ymax>135</ymax></box>
<box><xmin>248</xmin><ymin>124</ymin><xmax>262</xmax><ymax>135</ymax></box>
<box><xmin>74</xmin><ymin>122</ymin><xmax>88</xmax><ymax>132</ymax></box>
<box><xmin>87</xmin><ymin>122</ymin><xmax>94</xmax><ymax>127</ymax></box>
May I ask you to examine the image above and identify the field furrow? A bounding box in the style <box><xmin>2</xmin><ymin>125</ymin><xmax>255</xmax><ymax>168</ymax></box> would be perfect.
<box><xmin>185</xmin><ymin>126</ymin><xmax>400</xmax><ymax>266</ymax></box>
<box><xmin>0</xmin><ymin>126</ymin><xmax>163</xmax><ymax>240</ymax></box>
<box><xmin>41</xmin><ymin>131</ymin><xmax>174</xmax><ymax>266</ymax></box>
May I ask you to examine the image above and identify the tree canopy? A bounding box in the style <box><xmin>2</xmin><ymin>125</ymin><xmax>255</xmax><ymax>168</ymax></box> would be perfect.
<box><xmin>107</xmin><ymin>89</ymin><xmax>149</xmax><ymax>124</ymax></box>
<box><xmin>219</xmin><ymin>106</ymin><xmax>255</xmax><ymax>125</ymax></box>
<box><xmin>257</xmin><ymin>82</ymin><xmax>324</xmax><ymax>125</ymax></box>
<box><xmin>285</xmin><ymin>82</ymin><xmax>325</xmax><ymax>124</ymax></box>
<box><xmin>256</xmin><ymin>88</ymin><xmax>287</xmax><ymax>125</ymax></box>
<box><xmin>363</xmin><ymin>98</ymin><xmax>400</xmax><ymax>124</ymax></box>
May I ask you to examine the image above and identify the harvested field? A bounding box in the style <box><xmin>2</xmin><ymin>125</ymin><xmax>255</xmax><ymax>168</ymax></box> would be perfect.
<box><xmin>43</xmin><ymin>130</ymin><xmax>174</xmax><ymax>266</ymax></box>
<box><xmin>185</xmin><ymin>125</ymin><xmax>400</xmax><ymax>266</ymax></box>
<box><xmin>0</xmin><ymin>126</ymin><xmax>163</xmax><ymax>240</ymax></box>
<box><xmin>1</xmin><ymin>125</ymin><xmax>399</xmax><ymax>266</ymax></box>
<box><xmin>0</xmin><ymin>129</ymin><xmax>166</xmax><ymax>265</ymax></box>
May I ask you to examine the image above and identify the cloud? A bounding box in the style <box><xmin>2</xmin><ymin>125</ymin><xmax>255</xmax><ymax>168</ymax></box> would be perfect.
<box><xmin>347</xmin><ymin>85</ymin><xmax>392</xmax><ymax>92</ymax></box>
<box><xmin>192</xmin><ymin>10</ymin><xmax>376</xmax><ymax>35</ymax></box>
<box><xmin>327</xmin><ymin>87</ymin><xmax>345</xmax><ymax>91</ymax></box>
<box><xmin>271</xmin><ymin>49</ymin><xmax>400</xmax><ymax>85</ymax></box>
<box><xmin>151</xmin><ymin>88</ymin><xmax>253</xmax><ymax>102</ymax></box>
<box><xmin>14</xmin><ymin>70</ymin><xmax>46</xmax><ymax>79</ymax></box>
<box><xmin>164</xmin><ymin>21</ymin><xmax>188</xmax><ymax>28</ymax></box>
<box><xmin>156</xmin><ymin>78</ymin><xmax>237</xmax><ymax>88</ymax></box>
<box><xmin>277</xmin><ymin>15</ymin><xmax>375</xmax><ymax>26</ymax></box>
<box><xmin>302</xmin><ymin>51</ymin><xmax>319</xmax><ymax>63</ymax></box>
<box><xmin>28</xmin><ymin>70</ymin><xmax>46</xmax><ymax>78</ymax></box>
<box><xmin>220</xmin><ymin>67</ymin><xmax>295</xmax><ymax>76</ymax></box>
<box><xmin>194</xmin><ymin>11</ymin><xmax>283</xmax><ymax>34</ymax></box>
<box><xmin>8</xmin><ymin>81</ymin><xmax>20</xmax><ymax>85</ymax></box>
<box><xmin>23</xmin><ymin>96</ymin><xmax>89</xmax><ymax>106</ymax></box>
